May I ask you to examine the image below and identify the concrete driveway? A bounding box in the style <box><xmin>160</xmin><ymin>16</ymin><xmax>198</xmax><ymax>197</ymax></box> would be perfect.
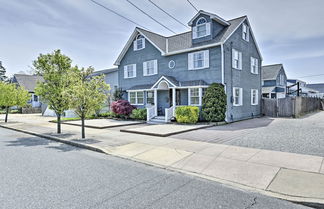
<box><xmin>172</xmin><ymin>111</ymin><xmax>324</xmax><ymax>157</ymax></box>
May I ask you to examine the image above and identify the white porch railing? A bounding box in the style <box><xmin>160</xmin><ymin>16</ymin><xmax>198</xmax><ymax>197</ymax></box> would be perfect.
<box><xmin>146</xmin><ymin>105</ymin><xmax>156</xmax><ymax>122</ymax></box>
<box><xmin>165</xmin><ymin>106</ymin><xmax>175</xmax><ymax>123</ymax></box>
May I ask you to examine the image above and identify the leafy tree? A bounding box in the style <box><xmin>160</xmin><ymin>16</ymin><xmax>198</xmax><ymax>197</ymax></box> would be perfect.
<box><xmin>0</xmin><ymin>82</ymin><xmax>29</xmax><ymax>122</ymax></box>
<box><xmin>113</xmin><ymin>88</ymin><xmax>123</xmax><ymax>101</ymax></box>
<box><xmin>67</xmin><ymin>67</ymin><xmax>110</xmax><ymax>138</ymax></box>
<box><xmin>202</xmin><ymin>83</ymin><xmax>227</xmax><ymax>122</ymax></box>
<box><xmin>33</xmin><ymin>50</ymin><xmax>73</xmax><ymax>134</ymax></box>
<box><xmin>0</xmin><ymin>61</ymin><xmax>7</xmax><ymax>82</ymax></box>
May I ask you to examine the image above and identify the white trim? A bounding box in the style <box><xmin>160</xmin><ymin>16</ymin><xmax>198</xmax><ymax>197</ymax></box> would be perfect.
<box><xmin>151</xmin><ymin>76</ymin><xmax>177</xmax><ymax>89</ymax></box>
<box><xmin>188</xmin><ymin>87</ymin><xmax>201</xmax><ymax>106</ymax></box>
<box><xmin>250</xmin><ymin>57</ymin><xmax>259</xmax><ymax>74</ymax></box>
<box><xmin>128</xmin><ymin>91</ymin><xmax>144</xmax><ymax>105</ymax></box>
<box><xmin>124</xmin><ymin>64</ymin><xmax>136</xmax><ymax>79</ymax></box>
<box><xmin>188</xmin><ymin>50</ymin><xmax>209</xmax><ymax>70</ymax></box>
<box><xmin>114</xmin><ymin>29</ymin><xmax>165</xmax><ymax>65</ymax></box>
<box><xmin>164</xmin><ymin>42</ymin><xmax>222</xmax><ymax>56</ymax></box>
<box><xmin>221</xmin><ymin>44</ymin><xmax>224</xmax><ymax>84</ymax></box>
<box><xmin>143</xmin><ymin>59</ymin><xmax>158</xmax><ymax>76</ymax></box>
<box><xmin>188</xmin><ymin>10</ymin><xmax>230</xmax><ymax>26</ymax></box>
<box><xmin>242</xmin><ymin>23</ymin><xmax>249</xmax><ymax>42</ymax></box>
<box><xmin>232</xmin><ymin>49</ymin><xmax>242</xmax><ymax>70</ymax></box>
<box><xmin>166</xmin><ymin>38</ymin><xmax>169</xmax><ymax>53</ymax></box>
<box><xmin>126</xmin><ymin>85</ymin><xmax>209</xmax><ymax>92</ymax></box>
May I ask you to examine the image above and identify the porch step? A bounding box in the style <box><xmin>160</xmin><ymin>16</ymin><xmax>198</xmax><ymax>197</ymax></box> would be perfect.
<box><xmin>148</xmin><ymin>116</ymin><xmax>166</xmax><ymax>124</ymax></box>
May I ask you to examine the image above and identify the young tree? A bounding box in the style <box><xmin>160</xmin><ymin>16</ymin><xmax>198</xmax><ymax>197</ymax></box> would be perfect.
<box><xmin>33</xmin><ymin>50</ymin><xmax>73</xmax><ymax>134</ymax></box>
<box><xmin>0</xmin><ymin>82</ymin><xmax>29</xmax><ymax>122</ymax></box>
<box><xmin>67</xmin><ymin>67</ymin><xmax>110</xmax><ymax>138</ymax></box>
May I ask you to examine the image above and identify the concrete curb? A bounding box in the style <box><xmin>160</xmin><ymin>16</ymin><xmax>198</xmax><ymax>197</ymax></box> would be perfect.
<box><xmin>0</xmin><ymin>124</ymin><xmax>106</xmax><ymax>154</ymax></box>
<box><xmin>1</xmin><ymin>123</ymin><xmax>324</xmax><ymax>207</ymax></box>
<box><xmin>50</xmin><ymin>121</ymin><xmax>146</xmax><ymax>129</ymax></box>
<box><xmin>120</xmin><ymin>124</ymin><xmax>215</xmax><ymax>137</ymax></box>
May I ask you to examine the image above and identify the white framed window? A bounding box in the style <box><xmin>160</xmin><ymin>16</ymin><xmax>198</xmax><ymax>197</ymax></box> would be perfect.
<box><xmin>129</xmin><ymin>91</ymin><xmax>144</xmax><ymax>105</ymax></box>
<box><xmin>133</xmin><ymin>34</ymin><xmax>145</xmax><ymax>51</ymax></box>
<box><xmin>250</xmin><ymin>57</ymin><xmax>258</xmax><ymax>74</ymax></box>
<box><xmin>146</xmin><ymin>91</ymin><xmax>154</xmax><ymax>105</ymax></box>
<box><xmin>143</xmin><ymin>60</ymin><xmax>158</xmax><ymax>76</ymax></box>
<box><xmin>279</xmin><ymin>74</ymin><xmax>285</xmax><ymax>86</ymax></box>
<box><xmin>242</xmin><ymin>23</ymin><xmax>250</xmax><ymax>42</ymax></box>
<box><xmin>189</xmin><ymin>88</ymin><xmax>200</xmax><ymax>106</ymax></box>
<box><xmin>188</xmin><ymin>50</ymin><xmax>209</xmax><ymax>70</ymax></box>
<box><xmin>232</xmin><ymin>49</ymin><xmax>242</xmax><ymax>70</ymax></box>
<box><xmin>251</xmin><ymin>89</ymin><xmax>258</xmax><ymax>105</ymax></box>
<box><xmin>124</xmin><ymin>64</ymin><xmax>136</xmax><ymax>78</ymax></box>
<box><xmin>193</xmin><ymin>17</ymin><xmax>211</xmax><ymax>39</ymax></box>
<box><xmin>233</xmin><ymin>87</ymin><xmax>243</xmax><ymax>106</ymax></box>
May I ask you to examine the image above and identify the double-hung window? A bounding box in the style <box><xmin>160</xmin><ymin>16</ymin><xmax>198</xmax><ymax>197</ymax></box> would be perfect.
<box><xmin>129</xmin><ymin>91</ymin><xmax>144</xmax><ymax>105</ymax></box>
<box><xmin>242</xmin><ymin>23</ymin><xmax>250</xmax><ymax>42</ymax></box>
<box><xmin>189</xmin><ymin>88</ymin><xmax>200</xmax><ymax>106</ymax></box>
<box><xmin>279</xmin><ymin>74</ymin><xmax>285</xmax><ymax>86</ymax></box>
<box><xmin>146</xmin><ymin>91</ymin><xmax>154</xmax><ymax>105</ymax></box>
<box><xmin>143</xmin><ymin>60</ymin><xmax>158</xmax><ymax>76</ymax></box>
<box><xmin>250</xmin><ymin>57</ymin><xmax>258</xmax><ymax>74</ymax></box>
<box><xmin>134</xmin><ymin>35</ymin><xmax>145</xmax><ymax>51</ymax></box>
<box><xmin>193</xmin><ymin>17</ymin><xmax>211</xmax><ymax>39</ymax></box>
<box><xmin>188</xmin><ymin>50</ymin><xmax>209</xmax><ymax>70</ymax></box>
<box><xmin>251</xmin><ymin>89</ymin><xmax>258</xmax><ymax>105</ymax></box>
<box><xmin>232</xmin><ymin>49</ymin><xmax>242</xmax><ymax>70</ymax></box>
<box><xmin>124</xmin><ymin>64</ymin><xmax>136</xmax><ymax>78</ymax></box>
<box><xmin>233</xmin><ymin>87</ymin><xmax>243</xmax><ymax>106</ymax></box>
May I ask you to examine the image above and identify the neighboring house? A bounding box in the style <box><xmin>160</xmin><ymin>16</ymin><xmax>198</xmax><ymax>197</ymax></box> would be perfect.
<box><xmin>306</xmin><ymin>83</ymin><xmax>324</xmax><ymax>98</ymax></box>
<box><xmin>92</xmin><ymin>67</ymin><xmax>119</xmax><ymax>111</ymax></box>
<box><xmin>11</xmin><ymin>74</ymin><xmax>44</xmax><ymax>108</ymax></box>
<box><xmin>0</xmin><ymin>61</ymin><xmax>6</xmax><ymax>81</ymax></box>
<box><xmin>287</xmin><ymin>79</ymin><xmax>319</xmax><ymax>97</ymax></box>
<box><xmin>114</xmin><ymin>10</ymin><xmax>262</xmax><ymax>122</ymax></box>
<box><xmin>261</xmin><ymin>64</ymin><xmax>287</xmax><ymax>99</ymax></box>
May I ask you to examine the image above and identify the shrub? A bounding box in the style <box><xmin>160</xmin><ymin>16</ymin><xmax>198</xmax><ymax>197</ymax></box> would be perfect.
<box><xmin>175</xmin><ymin>106</ymin><xmax>199</xmax><ymax>124</ymax></box>
<box><xmin>111</xmin><ymin>100</ymin><xmax>135</xmax><ymax>117</ymax></box>
<box><xmin>202</xmin><ymin>83</ymin><xmax>227</xmax><ymax>122</ymax></box>
<box><xmin>130</xmin><ymin>108</ymin><xmax>147</xmax><ymax>120</ymax></box>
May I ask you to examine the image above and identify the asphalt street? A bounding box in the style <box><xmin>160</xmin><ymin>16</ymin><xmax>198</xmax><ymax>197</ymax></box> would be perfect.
<box><xmin>0</xmin><ymin>127</ymin><xmax>309</xmax><ymax>209</ymax></box>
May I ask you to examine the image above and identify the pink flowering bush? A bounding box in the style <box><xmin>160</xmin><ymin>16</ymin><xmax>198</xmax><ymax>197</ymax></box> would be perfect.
<box><xmin>111</xmin><ymin>100</ymin><xmax>135</xmax><ymax>117</ymax></box>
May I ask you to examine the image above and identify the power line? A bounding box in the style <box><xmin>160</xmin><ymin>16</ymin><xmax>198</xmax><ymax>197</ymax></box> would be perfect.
<box><xmin>90</xmin><ymin>0</ymin><xmax>149</xmax><ymax>30</ymax></box>
<box><xmin>125</xmin><ymin>0</ymin><xmax>177</xmax><ymax>34</ymax></box>
<box><xmin>147</xmin><ymin>0</ymin><xmax>190</xmax><ymax>29</ymax></box>
<box><xmin>186</xmin><ymin>0</ymin><xmax>199</xmax><ymax>12</ymax></box>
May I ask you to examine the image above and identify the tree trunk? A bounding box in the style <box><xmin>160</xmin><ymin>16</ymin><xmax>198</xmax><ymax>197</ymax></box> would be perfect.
<box><xmin>81</xmin><ymin>116</ymin><xmax>85</xmax><ymax>139</ymax></box>
<box><xmin>5</xmin><ymin>106</ymin><xmax>9</xmax><ymax>123</ymax></box>
<box><xmin>57</xmin><ymin>114</ymin><xmax>61</xmax><ymax>134</ymax></box>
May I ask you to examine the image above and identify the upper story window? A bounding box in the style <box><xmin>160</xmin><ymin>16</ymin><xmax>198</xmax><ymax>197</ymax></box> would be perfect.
<box><xmin>143</xmin><ymin>60</ymin><xmax>158</xmax><ymax>76</ymax></box>
<box><xmin>124</xmin><ymin>64</ymin><xmax>136</xmax><ymax>78</ymax></box>
<box><xmin>133</xmin><ymin>34</ymin><xmax>145</xmax><ymax>51</ymax></box>
<box><xmin>279</xmin><ymin>74</ymin><xmax>285</xmax><ymax>86</ymax></box>
<box><xmin>192</xmin><ymin>17</ymin><xmax>210</xmax><ymax>39</ymax></box>
<box><xmin>250</xmin><ymin>57</ymin><xmax>258</xmax><ymax>74</ymax></box>
<box><xmin>188</xmin><ymin>50</ymin><xmax>209</xmax><ymax>70</ymax></box>
<box><xmin>232</xmin><ymin>49</ymin><xmax>242</xmax><ymax>70</ymax></box>
<box><xmin>242</xmin><ymin>23</ymin><xmax>250</xmax><ymax>42</ymax></box>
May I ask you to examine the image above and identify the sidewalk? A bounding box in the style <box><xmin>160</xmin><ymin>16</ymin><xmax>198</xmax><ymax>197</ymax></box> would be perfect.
<box><xmin>1</xmin><ymin>114</ymin><xmax>324</xmax><ymax>205</ymax></box>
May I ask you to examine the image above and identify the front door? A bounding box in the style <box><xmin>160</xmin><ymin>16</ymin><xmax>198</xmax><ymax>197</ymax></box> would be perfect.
<box><xmin>157</xmin><ymin>90</ymin><xmax>170</xmax><ymax>116</ymax></box>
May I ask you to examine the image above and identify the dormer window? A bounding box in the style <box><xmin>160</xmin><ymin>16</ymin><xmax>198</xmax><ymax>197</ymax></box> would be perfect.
<box><xmin>193</xmin><ymin>17</ymin><xmax>210</xmax><ymax>39</ymax></box>
<box><xmin>134</xmin><ymin>34</ymin><xmax>145</xmax><ymax>51</ymax></box>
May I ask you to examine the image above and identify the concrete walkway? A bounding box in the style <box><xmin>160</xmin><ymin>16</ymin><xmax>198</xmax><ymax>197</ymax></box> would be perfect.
<box><xmin>1</xmin><ymin>113</ymin><xmax>324</xmax><ymax>205</ymax></box>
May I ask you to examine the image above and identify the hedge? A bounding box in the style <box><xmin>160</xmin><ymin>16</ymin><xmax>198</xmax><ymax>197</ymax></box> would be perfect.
<box><xmin>131</xmin><ymin>108</ymin><xmax>147</xmax><ymax>120</ymax></box>
<box><xmin>175</xmin><ymin>106</ymin><xmax>199</xmax><ymax>124</ymax></box>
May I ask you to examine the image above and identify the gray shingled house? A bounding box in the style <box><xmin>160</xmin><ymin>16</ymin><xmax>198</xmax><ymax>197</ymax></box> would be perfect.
<box><xmin>114</xmin><ymin>10</ymin><xmax>263</xmax><ymax>122</ymax></box>
<box><xmin>11</xmin><ymin>74</ymin><xmax>44</xmax><ymax>108</ymax></box>
<box><xmin>261</xmin><ymin>64</ymin><xmax>287</xmax><ymax>99</ymax></box>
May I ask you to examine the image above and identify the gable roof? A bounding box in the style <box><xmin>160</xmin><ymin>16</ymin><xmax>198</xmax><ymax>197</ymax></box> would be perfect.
<box><xmin>12</xmin><ymin>74</ymin><xmax>44</xmax><ymax>92</ymax></box>
<box><xmin>187</xmin><ymin>10</ymin><xmax>230</xmax><ymax>26</ymax></box>
<box><xmin>262</xmin><ymin>64</ymin><xmax>284</xmax><ymax>80</ymax></box>
<box><xmin>92</xmin><ymin>67</ymin><xmax>118</xmax><ymax>76</ymax></box>
<box><xmin>114</xmin><ymin>11</ymin><xmax>262</xmax><ymax>65</ymax></box>
<box><xmin>306</xmin><ymin>83</ymin><xmax>324</xmax><ymax>93</ymax></box>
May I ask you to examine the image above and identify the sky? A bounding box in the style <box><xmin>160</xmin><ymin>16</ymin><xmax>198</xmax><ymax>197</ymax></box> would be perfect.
<box><xmin>1</xmin><ymin>0</ymin><xmax>324</xmax><ymax>83</ymax></box>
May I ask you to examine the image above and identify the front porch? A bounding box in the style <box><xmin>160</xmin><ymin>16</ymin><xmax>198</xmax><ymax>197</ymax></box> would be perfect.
<box><xmin>127</xmin><ymin>76</ymin><xmax>208</xmax><ymax>123</ymax></box>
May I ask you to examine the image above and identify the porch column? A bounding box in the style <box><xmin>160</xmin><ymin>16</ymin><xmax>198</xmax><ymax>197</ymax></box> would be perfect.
<box><xmin>172</xmin><ymin>88</ymin><xmax>176</xmax><ymax>115</ymax></box>
<box><xmin>199</xmin><ymin>88</ymin><xmax>202</xmax><ymax>106</ymax></box>
<box><xmin>154</xmin><ymin>88</ymin><xmax>157</xmax><ymax>116</ymax></box>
